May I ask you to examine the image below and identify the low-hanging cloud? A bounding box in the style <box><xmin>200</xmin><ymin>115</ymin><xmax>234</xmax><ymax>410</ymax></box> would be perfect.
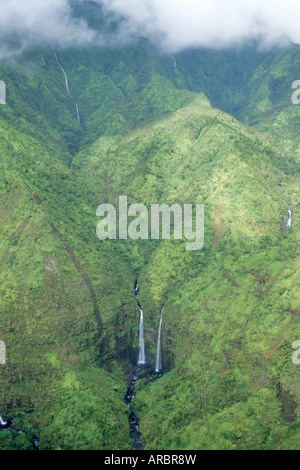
<box><xmin>100</xmin><ymin>0</ymin><xmax>300</xmax><ymax>50</ymax></box>
<box><xmin>0</xmin><ymin>0</ymin><xmax>300</xmax><ymax>58</ymax></box>
<box><xmin>0</xmin><ymin>0</ymin><xmax>97</xmax><ymax>58</ymax></box>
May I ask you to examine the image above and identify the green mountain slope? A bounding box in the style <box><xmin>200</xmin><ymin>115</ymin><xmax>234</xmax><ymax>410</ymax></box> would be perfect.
<box><xmin>74</xmin><ymin>94</ymin><xmax>300</xmax><ymax>449</ymax></box>
<box><xmin>160</xmin><ymin>44</ymin><xmax>300</xmax><ymax>164</ymax></box>
<box><xmin>0</xmin><ymin>114</ymin><xmax>140</xmax><ymax>449</ymax></box>
<box><xmin>0</xmin><ymin>27</ymin><xmax>299</xmax><ymax>450</ymax></box>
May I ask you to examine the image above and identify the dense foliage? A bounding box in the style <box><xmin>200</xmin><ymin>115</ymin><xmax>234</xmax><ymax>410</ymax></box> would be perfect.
<box><xmin>0</xmin><ymin>19</ymin><xmax>299</xmax><ymax>449</ymax></box>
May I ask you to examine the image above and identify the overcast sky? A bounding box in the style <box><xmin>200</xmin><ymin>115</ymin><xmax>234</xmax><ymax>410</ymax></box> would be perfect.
<box><xmin>0</xmin><ymin>0</ymin><xmax>300</xmax><ymax>57</ymax></box>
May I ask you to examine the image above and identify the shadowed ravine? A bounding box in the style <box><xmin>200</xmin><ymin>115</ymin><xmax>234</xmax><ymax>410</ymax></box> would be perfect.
<box><xmin>125</xmin><ymin>364</ymin><xmax>160</xmax><ymax>450</ymax></box>
<box><xmin>125</xmin><ymin>366</ymin><xmax>144</xmax><ymax>450</ymax></box>
<box><xmin>125</xmin><ymin>282</ymin><xmax>148</xmax><ymax>450</ymax></box>
<box><xmin>125</xmin><ymin>283</ymin><xmax>164</xmax><ymax>449</ymax></box>
<box><xmin>0</xmin><ymin>416</ymin><xmax>39</xmax><ymax>450</ymax></box>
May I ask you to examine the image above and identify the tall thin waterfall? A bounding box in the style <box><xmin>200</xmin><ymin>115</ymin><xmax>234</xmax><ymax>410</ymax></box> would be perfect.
<box><xmin>76</xmin><ymin>102</ymin><xmax>81</xmax><ymax>124</ymax></box>
<box><xmin>283</xmin><ymin>201</ymin><xmax>292</xmax><ymax>231</ymax></box>
<box><xmin>287</xmin><ymin>205</ymin><xmax>292</xmax><ymax>229</ymax></box>
<box><xmin>138</xmin><ymin>309</ymin><xmax>146</xmax><ymax>364</ymax></box>
<box><xmin>155</xmin><ymin>307</ymin><xmax>163</xmax><ymax>372</ymax></box>
<box><xmin>54</xmin><ymin>52</ymin><xmax>70</xmax><ymax>96</ymax></box>
<box><xmin>172</xmin><ymin>56</ymin><xmax>177</xmax><ymax>69</ymax></box>
<box><xmin>135</xmin><ymin>282</ymin><xmax>146</xmax><ymax>364</ymax></box>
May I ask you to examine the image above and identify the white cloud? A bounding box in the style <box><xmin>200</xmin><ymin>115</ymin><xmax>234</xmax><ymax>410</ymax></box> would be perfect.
<box><xmin>0</xmin><ymin>0</ymin><xmax>96</xmax><ymax>57</ymax></box>
<box><xmin>0</xmin><ymin>0</ymin><xmax>300</xmax><ymax>58</ymax></box>
<box><xmin>101</xmin><ymin>0</ymin><xmax>300</xmax><ymax>50</ymax></box>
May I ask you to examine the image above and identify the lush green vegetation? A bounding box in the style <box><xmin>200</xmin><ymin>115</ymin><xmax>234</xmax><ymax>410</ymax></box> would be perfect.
<box><xmin>75</xmin><ymin>94</ymin><xmax>300</xmax><ymax>450</ymax></box>
<box><xmin>0</xmin><ymin>15</ymin><xmax>299</xmax><ymax>449</ymax></box>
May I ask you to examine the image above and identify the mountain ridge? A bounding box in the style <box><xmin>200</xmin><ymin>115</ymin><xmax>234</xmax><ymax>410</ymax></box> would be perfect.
<box><xmin>0</xmin><ymin>33</ymin><xmax>299</xmax><ymax>449</ymax></box>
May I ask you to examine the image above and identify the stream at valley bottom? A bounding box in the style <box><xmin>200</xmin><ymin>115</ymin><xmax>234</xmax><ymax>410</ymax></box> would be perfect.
<box><xmin>0</xmin><ymin>417</ymin><xmax>39</xmax><ymax>450</ymax></box>
<box><xmin>126</xmin><ymin>281</ymin><xmax>163</xmax><ymax>450</ymax></box>
<box><xmin>125</xmin><ymin>364</ymin><xmax>161</xmax><ymax>450</ymax></box>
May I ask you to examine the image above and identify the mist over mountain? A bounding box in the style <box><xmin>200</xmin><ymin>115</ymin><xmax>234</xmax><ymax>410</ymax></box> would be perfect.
<box><xmin>1</xmin><ymin>0</ymin><xmax>300</xmax><ymax>59</ymax></box>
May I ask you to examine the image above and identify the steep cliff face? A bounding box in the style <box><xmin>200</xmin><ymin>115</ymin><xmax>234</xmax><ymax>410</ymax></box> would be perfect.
<box><xmin>0</xmin><ymin>34</ymin><xmax>299</xmax><ymax>449</ymax></box>
<box><xmin>74</xmin><ymin>93</ymin><xmax>300</xmax><ymax>449</ymax></box>
<box><xmin>0</xmin><ymin>111</ymin><xmax>141</xmax><ymax>448</ymax></box>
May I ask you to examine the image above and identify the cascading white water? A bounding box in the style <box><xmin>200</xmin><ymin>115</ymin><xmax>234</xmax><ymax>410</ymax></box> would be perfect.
<box><xmin>54</xmin><ymin>52</ymin><xmax>70</xmax><ymax>96</ymax></box>
<box><xmin>0</xmin><ymin>415</ymin><xmax>7</xmax><ymax>426</ymax></box>
<box><xmin>138</xmin><ymin>308</ymin><xmax>146</xmax><ymax>364</ymax></box>
<box><xmin>76</xmin><ymin>102</ymin><xmax>81</xmax><ymax>124</ymax></box>
<box><xmin>53</xmin><ymin>53</ymin><xmax>82</xmax><ymax>125</ymax></box>
<box><xmin>172</xmin><ymin>56</ymin><xmax>177</xmax><ymax>69</ymax></box>
<box><xmin>135</xmin><ymin>282</ymin><xmax>146</xmax><ymax>365</ymax></box>
<box><xmin>287</xmin><ymin>205</ymin><xmax>292</xmax><ymax>229</ymax></box>
<box><xmin>283</xmin><ymin>201</ymin><xmax>293</xmax><ymax>232</ymax></box>
<box><xmin>134</xmin><ymin>281</ymin><xmax>139</xmax><ymax>298</ymax></box>
<box><xmin>155</xmin><ymin>307</ymin><xmax>163</xmax><ymax>372</ymax></box>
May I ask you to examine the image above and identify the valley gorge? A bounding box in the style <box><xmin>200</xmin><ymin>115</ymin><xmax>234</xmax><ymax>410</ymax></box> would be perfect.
<box><xmin>0</xmin><ymin>1</ymin><xmax>299</xmax><ymax>451</ymax></box>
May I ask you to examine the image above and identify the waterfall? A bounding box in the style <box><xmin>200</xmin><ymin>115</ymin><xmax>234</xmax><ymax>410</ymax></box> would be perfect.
<box><xmin>134</xmin><ymin>280</ymin><xmax>139</xmax><ymax>299</ymax></box>
<box><xmin>33</xmin><ymin>437</ymin><xmax>39</xmax><ymax>450</ymax></box>
<box><xmin>0</xmin><ymin>415</ymin><xmax>7</xmax><ymax>426</ymax></box>
<box><xmin>138</xmin><ymin>309</ymin><xmax>146</xmax><ymax>364</ymax></box>
<box><xmin>283</xmin><ymin>201</ymin><xmax>292</xmax><ymax>231</ymax></box>
<box><xmin>287</xmin><ymin>205</ymin><xmax>292</xmax><ymax>229</ymax></box>
<box><xmin>135</xmin><ymin>282</ymin><xmax>146</xmax><ymax>365</ymax></box>
<box><xmin>172</xmin><ymin>56</ymin><xmax>177</xmax><ymax>69</ymax></box>
<box><xmin>155</xmin><ymin>307</ymin><xmax>163</xmax><ymax>372</ymax></box>
<box><xmin>54</xmin><ymin>52</ymin><xmax>70</xmax><ymax>96</ymax></box>
<box><xmin>53</xmin><ymin>52</ymin><xmax>82</xmax><ymax>126</ymax></box>
<box><xmin>76</xmin><ymin>102</ymin><xmax>81</xmax><ymax>124</ymax></box>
